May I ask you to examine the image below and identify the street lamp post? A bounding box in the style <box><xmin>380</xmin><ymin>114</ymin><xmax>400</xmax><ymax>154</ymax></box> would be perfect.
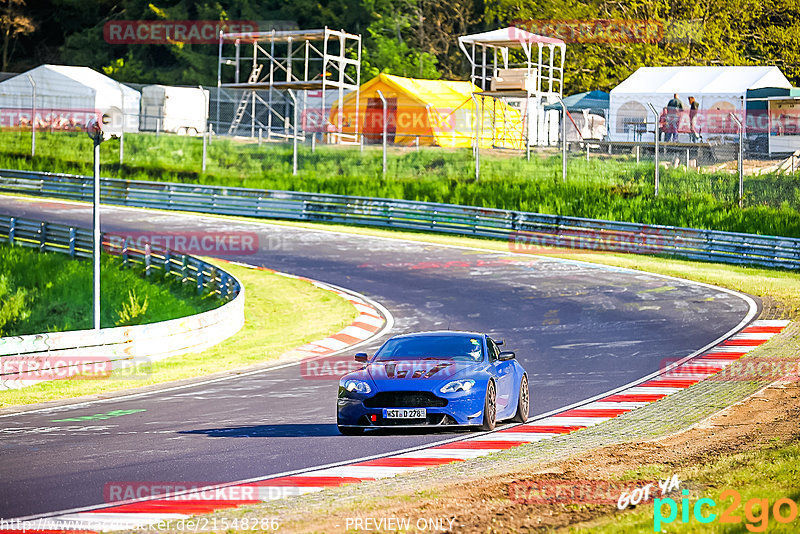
<box><xmin>86</xmin><ymin>118</ymin><xmax>106</xmax><ymax>330</ymax></box>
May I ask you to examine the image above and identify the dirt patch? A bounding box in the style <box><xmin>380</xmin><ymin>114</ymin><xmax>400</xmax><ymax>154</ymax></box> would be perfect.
<box><xmin>280</xmin><ymin>364</ymin><xmax>800</xmax><ymax>533</ymax></box>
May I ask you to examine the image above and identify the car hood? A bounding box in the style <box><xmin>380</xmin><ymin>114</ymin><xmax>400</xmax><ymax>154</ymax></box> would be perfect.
<box><xmin>364</xmin><ymin>360</ymin><xmax>479</xmax><ymax>383</ymax></box>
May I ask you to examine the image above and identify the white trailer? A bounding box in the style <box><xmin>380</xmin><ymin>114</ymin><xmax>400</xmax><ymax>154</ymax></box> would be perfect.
<box><xmin>140</xmin><ymin>85</ymin><xmax>209</xmax><ymax>135</ymax></box>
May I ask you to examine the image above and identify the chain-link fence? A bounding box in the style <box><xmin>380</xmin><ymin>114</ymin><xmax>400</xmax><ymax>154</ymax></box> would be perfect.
<box><xmin>1</xmin><ymin>87</ymin><xmax>798</xmax><ymax>218</ymax></box>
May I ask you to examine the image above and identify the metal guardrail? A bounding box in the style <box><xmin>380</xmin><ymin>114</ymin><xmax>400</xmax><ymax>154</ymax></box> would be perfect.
<box><xmin>0</xmin><ymin>215</ymin><xmax>240</xmax><ymax>300</ymax></box>
<box><xmin>0</xmin><ymin>168</ymin><xmax>799</xmax><ymax>270</ymax></box>
<box><xmin>0</xmin><ymin>213</ymin><xmax>244</xmax><ymax>390</ymax></box>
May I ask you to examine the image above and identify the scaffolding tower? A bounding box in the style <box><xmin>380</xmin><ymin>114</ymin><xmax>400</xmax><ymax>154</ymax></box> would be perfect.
<box><xmin>458</xmin><ymin>27</ymin><xmax>566</xmax><ymax>147</ymax></box>
<box><xmin>217</xmin><ymin>27</ymin><xmax>361</xmax><ymax>142</ymax></box>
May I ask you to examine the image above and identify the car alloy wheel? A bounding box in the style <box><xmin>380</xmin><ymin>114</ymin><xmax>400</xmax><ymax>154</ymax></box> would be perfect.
<box><xmin>481</xmin><ymin>380</ymin><xmax>497</xmax><ymax>431</ymax></box>
<box><xmin>512</xmin><ymin>374</ymin><xmax>529</xmax><ymax>423</ymax></box>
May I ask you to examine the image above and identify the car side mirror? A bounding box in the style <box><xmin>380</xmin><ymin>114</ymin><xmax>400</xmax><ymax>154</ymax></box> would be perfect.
<box><xmin>354</xmin><ymin>353</ymin><xmax>368</xmax><ymax>363</ymax></box>
<box><xmin>495</xmin><ymin>340</ymin><xmax>504</xmax><ymax>346</ymax></box>
<box><xmin>498</xmin><ymin>351</ymin><xmax>515</xmax><ymax>361</ymax></box>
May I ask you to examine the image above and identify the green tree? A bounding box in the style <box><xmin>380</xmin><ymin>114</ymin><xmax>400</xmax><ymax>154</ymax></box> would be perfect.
<box><xmin>0</xmin><ymin>0</ymin><xmax>35</xmax><ymax>71</ymax></box>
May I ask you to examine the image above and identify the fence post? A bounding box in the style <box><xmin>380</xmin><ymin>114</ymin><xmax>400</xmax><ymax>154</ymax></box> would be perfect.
<box><xmin>9</xmin><ymin>217</ymin><xmax>15</xmax><ymax>244</ymax></box>
<box><xmin>69</xmin><ymin>227</ymin><xmax>76</xmax><ymax>257</ymax></box>
<box><xmin>39</xmin><ymin>222</ymin><xmax>46</xmax><ymax>251</ymax></box>
<box><xmin>647</xmin><ymin>103</ymin><xmax>660</xmax><ymax>196</ymax></box>
<box><xmin>196</xmin><ymin>264</ymin><xmax>204</xmax><ymax>294</ymax></box>
<box><xmin>27</xmin><ymin>75</ymin><xmax>35</xmax><ymax>157</ymax></box>
<box><xmin>117</xmin><ymin>82</ymin><xmax>125</xmax><ymax>165</ymax></box>
<box><xmin>122</xmin><ymin>236</ymin><xmax>130</xmax><ymax>267</ymax></box>
<box><xmin>164</xmin><ymin>250</ymin><xmax>171</xmax><ymax>274</ymax></box>
<box><xmin>202</xmin><ymin>126</ymin><xmax>208</xmax><ymax>172</ymax></box>
<box><xmin>376</xmin><ymin>90</ymin><xmax>388</xmax><ymax>178</ymax></box>
<box><xmin>144</xmin><ymin>243</ymin><xmax>151</xmax><ymax>277</ymax></box>
<box><xmin>181</xmin><ymin>255</ymin><xmax>189</xmax><ymax>283</ymax></box>
<box><xmin>471</xmin><ymin>94</ymin><xmax>481</xmax><ymax>181</ymax></box>
<box><xmin>557</xmin><ymin>96</ymin><xmax>567</xmax><ymax>182</ymax></box>
<box><xmin>287</xmin><ymin>90</ymin><xmax>299</xmax><ymax>176</ymax></box>
<box><xmin>729</xmin><ymin>112</ymin><xmax>744</xmax><ymax>208</ymax></box>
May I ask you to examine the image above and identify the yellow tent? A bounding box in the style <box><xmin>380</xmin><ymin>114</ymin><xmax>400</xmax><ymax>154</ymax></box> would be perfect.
<box><xmin>330</xmin><ymin>73</ymin><xmax>525</xmax><ymax>149</ymax></box>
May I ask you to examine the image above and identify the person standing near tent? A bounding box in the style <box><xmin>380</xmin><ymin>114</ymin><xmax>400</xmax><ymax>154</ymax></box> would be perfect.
<box><xmin>688</xmin><ymin>96</ymin><xmax>700</xmax><ymax>142</ymax></box>
<box><xmin>666</xmin><ymin>93</ymin><xmax>684</xmax><ymax>141</ymax></box>
<box><xmin>658</xmin><ymin>107</ymin><xmax>668</xmax><ymax>141</ymax></box>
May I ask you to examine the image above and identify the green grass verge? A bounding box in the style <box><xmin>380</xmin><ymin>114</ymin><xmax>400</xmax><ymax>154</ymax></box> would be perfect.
<box><xmin>2</xmin><ymin>129</ymin><xmax>800</xmax><ymax>237</ymax></box>
<box><xmin>570</xmin><ymin>441</ymin><xmax>800</xmax><ymax>533</ymax></box>
<box><xmin>0</xmin><ymin>243</ymin><xmax>216</xmax><ymax>335</ymax></box>
<box><xmin>0</xmin><ymin>260</ymin><xmax>359</xmax><ymax>407</ymax></box>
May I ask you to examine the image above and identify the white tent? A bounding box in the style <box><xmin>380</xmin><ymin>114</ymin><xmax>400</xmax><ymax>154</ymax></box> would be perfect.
<box><xmin>0</xmin><ymin>65</ymin><xmax>140</xmax><ymax>133</ymax></box>
<box><xmin>608</xmin><ymin>66</ymin><xmax>791</xmax><ymax>141</ymax></box>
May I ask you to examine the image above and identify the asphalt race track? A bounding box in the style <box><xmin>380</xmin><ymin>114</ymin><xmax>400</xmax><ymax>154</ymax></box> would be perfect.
<box><xmin>0</xmin><ymin>196</ymin><xmax>755</xmax><ymax>519</ymax></box>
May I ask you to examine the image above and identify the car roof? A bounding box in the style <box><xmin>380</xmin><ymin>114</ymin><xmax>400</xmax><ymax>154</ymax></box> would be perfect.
<box><xmin>387</xmin><ymin>331</ymin><xmax>486</xmax><ymax>340</ymax></box>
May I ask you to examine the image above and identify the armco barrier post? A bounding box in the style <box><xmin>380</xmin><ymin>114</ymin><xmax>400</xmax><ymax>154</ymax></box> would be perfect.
<box><xmin>376</xmin><ymin>89</ymin><xmax>387</xmax><ymax>178</ymax></box>
<box><xmin>647</xmin><ymin>103</ymin><xmax>660</xmax><ymax>196</ymax></box>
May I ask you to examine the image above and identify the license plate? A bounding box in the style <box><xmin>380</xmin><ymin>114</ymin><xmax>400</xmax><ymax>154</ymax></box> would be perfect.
<box><xmin>382</xmin><ymin>408</ymin><xmax>426</xmax><ymax>419</ymax></box>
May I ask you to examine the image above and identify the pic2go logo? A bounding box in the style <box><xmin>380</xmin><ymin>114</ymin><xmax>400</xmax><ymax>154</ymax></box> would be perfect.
<box><xmin>654</xmin><ymin>489</ymin><xmax>800</xmax><ymax>532</ymax></box>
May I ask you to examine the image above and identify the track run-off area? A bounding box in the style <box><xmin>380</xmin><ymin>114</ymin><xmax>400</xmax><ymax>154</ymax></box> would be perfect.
<box><xmin>0</xmin><ymin>195</ymin><xmax>756</xmax><ymax>522</ymax></box>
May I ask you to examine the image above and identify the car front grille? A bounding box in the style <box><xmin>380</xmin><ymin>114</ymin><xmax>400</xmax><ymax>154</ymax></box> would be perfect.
<box><xmin>363</xmin><ymin>391</ymin><xmax>448</xmax><ymax>408</ymax></box>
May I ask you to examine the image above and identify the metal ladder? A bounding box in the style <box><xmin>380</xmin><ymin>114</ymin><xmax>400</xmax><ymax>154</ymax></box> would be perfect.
<box><xmin>227</xmin><ymin>64</ymin><xmax>263</xmax><ymax>135</ymax></box>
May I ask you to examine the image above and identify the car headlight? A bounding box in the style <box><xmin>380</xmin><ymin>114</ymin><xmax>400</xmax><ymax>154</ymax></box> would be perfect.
<box><xmin>343</xmin><ymin>379</ymin><xmax>371</xmax><ymax>394</ymax></box>
<box><xmin>440</xmin><ymin>379</ymin><xmax>475</xmax><ymax>394</ymax></box>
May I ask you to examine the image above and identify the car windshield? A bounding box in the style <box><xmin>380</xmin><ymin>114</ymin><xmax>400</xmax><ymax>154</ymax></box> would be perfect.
<box><xmin>374</xmin><ymin>335</ymin><xmax>484</xmax><ymax>362</ymax></box>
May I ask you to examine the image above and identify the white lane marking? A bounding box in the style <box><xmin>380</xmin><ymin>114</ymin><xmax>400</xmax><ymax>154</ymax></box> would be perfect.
<box><xmin>305</xmin><ymin>465</ymin><xmax>428</xmax><ymax>478</ymax></box>
<box><xmin>395</xmin><ymin>449</ymin><xmax>496</xmax><ymax>459</ymax></box>
<box><xmin>622</xmin><ymin>386</ymin><xmax>684</xmax><ymax>395</ymax></box>
<box><xmin>731</xmin><ymin>332</ymin><xmax>777</xmax><ymax>340</ymax></box>
<box><xmin>353</xmin><ymin>314</ymin><xmax>385</xmax><ymax>328</ymax></box>
<box><xmin>536</xmin><ymin>416</ymin><xmax>613</xmax><ymax>426</ymax></box>
<box><xmin>474</xmin><ymin>432</ymin><xmax>554</xmax><ymax>442</ymax></box>
<box><xmin>574</xmin><ymin>401</ymin><xmax>650</xmax><ymax>410</ymax></box>
<box><xmin>338</xmin><ymin>325</ymin><xmax>376</xmax><ymax>339</ymax></box>
<box><xmin>751</xmin><ymin>319</ymin><xmax>791</xmax><ymax>327</ymax></box>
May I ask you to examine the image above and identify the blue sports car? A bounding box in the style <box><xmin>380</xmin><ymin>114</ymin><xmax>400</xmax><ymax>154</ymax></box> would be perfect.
<box><xmin>337</xmin><ymin>331</ymin><xmax>529</xmax><ymax>434</ymax></box>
